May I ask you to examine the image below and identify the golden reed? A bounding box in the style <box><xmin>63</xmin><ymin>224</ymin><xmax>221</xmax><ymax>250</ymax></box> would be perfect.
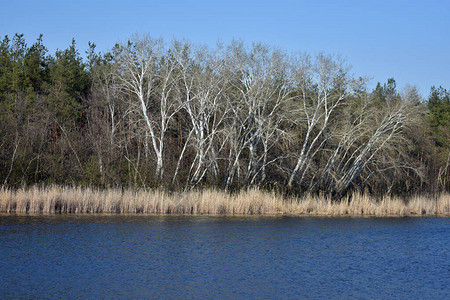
<box><xmin>0</xmin><ymin>186</ymin><xmax>448</xmax><ymax>216</ymax></box>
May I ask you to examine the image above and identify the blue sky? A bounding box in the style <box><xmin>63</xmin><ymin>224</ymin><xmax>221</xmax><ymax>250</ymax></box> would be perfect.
<box><xmin>1</xmin><ymin>0</ymin><xmax>449</xmax><ymax>96</ymax></box>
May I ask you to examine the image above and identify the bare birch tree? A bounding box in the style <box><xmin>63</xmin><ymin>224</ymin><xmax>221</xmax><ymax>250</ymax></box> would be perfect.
<box><xmin>114</xmin><ymin>35</ymin><xmax>179</xmax><ymax>183</ymax></box>
<box><xmin>173</xmin><ymin>41</ymin><xmax>229</xmax><ymax>188</ymax></box>
<box><xmin>287</xmin><ymin>54</ymin><xmax>362</xmax><ymax>189</ymax></box>
<box><xmin>223</xmin><ymin>42</ymin><xmax>294</xmax><ymax>188</ymax></box>
<box><xmin>304</xmin><ymin>86</ymin><xmax>421</xmax><ymax>197</ymax></box>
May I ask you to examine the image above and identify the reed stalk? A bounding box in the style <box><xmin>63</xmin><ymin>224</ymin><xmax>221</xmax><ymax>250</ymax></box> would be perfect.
<box><xmin>0</xmin><ymin>186</ymin><xmax>448</xmax><ymax>216</ymax></box>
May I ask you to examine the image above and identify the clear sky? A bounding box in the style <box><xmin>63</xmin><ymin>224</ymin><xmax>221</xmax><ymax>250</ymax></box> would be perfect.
<box><xmin>1</xmin><ymin>0</ymin><xmax>449</xmax><ymax>97</ymax></box>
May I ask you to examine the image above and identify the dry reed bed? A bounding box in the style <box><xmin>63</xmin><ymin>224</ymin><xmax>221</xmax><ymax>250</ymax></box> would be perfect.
<box><xmin>0</xmin><ymin>186</ymin><xmax>448</xmax><ymax>216</ymax></box>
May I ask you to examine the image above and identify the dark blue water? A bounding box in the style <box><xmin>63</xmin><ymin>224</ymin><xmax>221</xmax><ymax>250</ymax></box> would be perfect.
<box><xmin>0</xmin><ymin>215</ymin><xmax>448</xmax><ymax>299</ymax></box>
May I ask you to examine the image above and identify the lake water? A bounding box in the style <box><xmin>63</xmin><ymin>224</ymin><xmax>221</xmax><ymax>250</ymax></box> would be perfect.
<box><xmin>0</xmin><ymin>215</ymin><xmax>448</xmax><ymax>299</ymax></box>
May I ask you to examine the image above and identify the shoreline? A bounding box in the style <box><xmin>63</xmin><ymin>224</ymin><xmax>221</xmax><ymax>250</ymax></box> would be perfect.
<box><xmin>0</xmin><ymin>186</ymin><xmax>448</xmax><ymax>217</ymax></box>
<box><xmin>1</xmin><ymin>212</ymin><xmax>448</xmax><ymax>218</ymax></box>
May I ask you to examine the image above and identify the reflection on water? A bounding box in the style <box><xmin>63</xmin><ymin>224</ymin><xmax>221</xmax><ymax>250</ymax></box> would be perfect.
<box><xmin>0</xmin><ymin>215</ymin><xmax>449</xmax><ymax>299</ymax></box>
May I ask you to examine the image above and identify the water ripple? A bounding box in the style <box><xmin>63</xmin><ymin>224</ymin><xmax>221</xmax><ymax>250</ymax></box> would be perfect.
<box><xmin>0</xmin><ymin>216</ymin><xmax>449</xmax><ymax>299</ymax></box>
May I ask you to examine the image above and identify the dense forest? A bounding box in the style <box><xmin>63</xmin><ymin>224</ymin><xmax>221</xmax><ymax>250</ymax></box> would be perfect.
<box><xmin>0</xmin><ymin>33</ymin><xmax>448</xmax><ymax>197</ymax></box>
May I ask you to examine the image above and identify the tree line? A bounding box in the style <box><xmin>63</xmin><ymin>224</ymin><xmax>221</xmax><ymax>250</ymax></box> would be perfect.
<box><xmin>0</xmin><ymin>33</ymin><xmax>448</xmax><ymax>197</ymax></box>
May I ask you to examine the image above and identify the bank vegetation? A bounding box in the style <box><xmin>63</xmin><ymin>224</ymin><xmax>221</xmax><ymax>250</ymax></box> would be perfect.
<box><xmin>0</xmin><ymin>34</ymin><xmax>449</xmax><ymax>213</ymax></box>
<box><xmin>0</xmin><ymin>186</ymin><xmax>448</xmax><ymax>216</ymax></box>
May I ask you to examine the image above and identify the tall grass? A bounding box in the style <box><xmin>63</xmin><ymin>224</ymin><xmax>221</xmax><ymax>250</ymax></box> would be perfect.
<box><xmin>0</xmin><ymin>186</ymin><xmax>448</xmax><ymax>216</ymax></box>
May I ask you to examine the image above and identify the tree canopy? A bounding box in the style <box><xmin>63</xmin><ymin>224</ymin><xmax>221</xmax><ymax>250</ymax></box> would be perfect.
<box><xmin>0</xmin><ymin>34</ymin><xmax>448</xmax><ymax>196</ymax></box>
